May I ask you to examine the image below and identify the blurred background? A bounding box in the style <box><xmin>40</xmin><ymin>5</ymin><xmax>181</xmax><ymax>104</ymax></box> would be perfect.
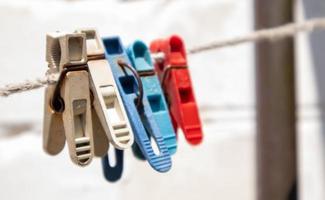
<box><xmin>0</xmin><ymin>0</ymin><xmax>324</xmax><ymax>199</ymax></box>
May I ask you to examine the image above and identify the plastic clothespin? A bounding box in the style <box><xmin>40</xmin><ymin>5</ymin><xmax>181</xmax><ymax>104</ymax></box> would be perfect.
<box><xmin>43</xmin><ymin>32</ymin><xmax>94</xmax><ymax>166</ymax></box>
<box><xmin>75</xmin><ymin>29</ymin><xmax>134</xmax><ymax>182</ymax></box>
<box><xmin>76</xmin><ymin>29</ymin><xmax>134</xmax><ymax>150</ymax></box>
<box><xmin>102</xmin><ymin>36</ymin><xmax>172</xmax><ymax>172</ymax></box>
<box><xmin>127</xmin><ymin>40</ymin><xmax>177</xmax><ymax>156</ymax></box>
<box><xmin>101</xmin><ymin>149</ymin><xmax>124</xmax><ymax>182</ymax></box>
<box><xmin>150</xmin><ymin>35</ymin><xmax>203</xmax><ymax>145</ymax></box>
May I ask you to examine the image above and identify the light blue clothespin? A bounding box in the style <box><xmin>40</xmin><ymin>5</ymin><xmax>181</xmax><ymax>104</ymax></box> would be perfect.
<box><xmin>127</xmin><ymin>40</ymin><xmax>177</xmax><ymax>156</ymax></box>
<box><xmin>102</xmin><ymin>37</ymin><xmax>172</xmax><ymax>173</ymax></box>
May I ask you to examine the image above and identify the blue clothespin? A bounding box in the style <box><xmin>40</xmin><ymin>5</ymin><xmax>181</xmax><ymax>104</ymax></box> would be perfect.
<box><xmin>127</xmin><ymin>40</ymin><xmax>177</xmax><ymax>157</ymax></box>
<box><xmin>101</xmin><ymin>149</ymin><xmax>124</xmax><ymax>182</ymax></box>
<box><xmin>102</xmin><ymin>37</ymin><xmax>172</xmax><ymax>173</ymax></box>
<box><xmin>132</xmin><ymin>140</ymin><xmax>146</xmax><ymax>160</ymax></box>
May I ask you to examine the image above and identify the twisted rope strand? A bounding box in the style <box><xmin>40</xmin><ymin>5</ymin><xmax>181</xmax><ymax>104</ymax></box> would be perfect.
<box><xmin>0</xmin><ymin>74</ymin><xmax>58</xmax><ymax>97</ymax></box>
<box><xmin>187</xmin><ymin>18</ymin><xmax>325</xmax><ymax>54</ymax></box>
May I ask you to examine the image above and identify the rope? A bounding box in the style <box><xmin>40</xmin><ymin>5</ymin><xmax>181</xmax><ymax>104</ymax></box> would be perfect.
<box><xmin>0</xmin><ymin>74</ymin><xmax>58</xmax><ymax>97</ymax></box>
<box><xmin>187</xmin><ymin>18</ymin><xmax>325</xmax><ymax>54</ymax></box>
<box><xmin>1</xmin><ymin>18</ymin><xmax>325</xmax><ymax>97</ymax></box>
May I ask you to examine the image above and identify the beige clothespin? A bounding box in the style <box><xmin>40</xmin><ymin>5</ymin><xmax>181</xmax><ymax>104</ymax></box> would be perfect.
<box><xmin>43</xmin><ymin>32</ymin><xmax>94</xmax><ymax>166</ymax></box>
<box><xmin>43</xmin><ymin>31</ymin><xmax>67</xmax><ymax>156</ymax></box>
<box><xmin>75</xmin><ymin>28</ymin><xmax>134</xmax><ymax>150</ymax></box>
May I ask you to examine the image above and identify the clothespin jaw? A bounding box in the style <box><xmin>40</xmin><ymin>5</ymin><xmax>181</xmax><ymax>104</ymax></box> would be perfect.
<box><xmin>150</xmin><ymin>35</ymin><xmax>203</xmax><ymax>145</ymax></box>
<box><xmin>43</xmin><ymin>81</ymin><xmax>66</xmax><ymax>155</ymax></box>
<box><xmin>127</xmin><ymin>40</ymin><xmax>177</xmax><ymax>155</ymax></box>
<box><xmin>44</xmin><ymin>32</ymin><xmax>95</xmax><ymax>166</ymax></box>
<box><xmin>127</xmin><ymin>40</ymin><xmax>153</xmax><ymax>71</ymax></box>
<box><xmin>43</xmin><ymin>32</ymin><xmax>69</xmax><ymax>156</ymax></box>
<box><xmin>57</xmin><ymin>33</ymin><xmax>88</xmax><ymax>70</ymax></box>
<box><xmin>76</xmin><ymin>28</ymin><xmax>134</xmax><ymax>150</ymax></box>
<box><xmin>75</xmin><ymin>29</ymin><xmax>105</xmax><ymax>59</ymax></box>
<box><xmin>61</xmin><ymin>70</ymin><xmax>93</xmax><ymax>166</ymax></box>
<box><xmin>103</xmin><ymin>37</ymin><xmax>172</xmax><ymax>172</ymax></box>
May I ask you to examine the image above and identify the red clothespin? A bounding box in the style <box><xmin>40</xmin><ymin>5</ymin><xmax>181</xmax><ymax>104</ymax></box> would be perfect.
<box><xmin>150</xmin><ymin>35</ymin><xmax>203</xmax><ymax>145</ymax></box>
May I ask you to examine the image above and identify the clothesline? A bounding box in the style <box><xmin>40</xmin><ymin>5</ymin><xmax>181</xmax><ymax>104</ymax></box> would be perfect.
<box><xmin>1</xmin><ymin>17</ymin><xmax>325</xmax><ymax>97</ymax></box>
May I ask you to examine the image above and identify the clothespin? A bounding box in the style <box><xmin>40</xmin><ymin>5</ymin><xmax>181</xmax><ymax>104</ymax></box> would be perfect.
<box><xmin>75</xmin><ymin>29</ymin><xmax>133</xmax><ymax>181</ymax></box>
<box><xmin>43</xmin><ymin>32</ymin><xmax>94</xmax><ymax>166</ymax></box>
<box><xmin>127</xmin><ymin>40</ymin><xmax>177</xmax><ymax>156</ymax></box>
<box><xmin>102</xmin><ymin>37</ymin><xmax>172</xmax><ymax>172</ymax></box>
<box><xmin>76</xmin><ymin>29</ymin><xmax>134</xmax><ymax>150</ymax></box>
<box><xmin>101</xmin><ymin>149</ymin><xmax>124</xmax><ymax>182</ymax></box>
<box><xmin>150</xmin><ymin>35</ymin><xmax>203</xmax><ymax>145</ymax></box>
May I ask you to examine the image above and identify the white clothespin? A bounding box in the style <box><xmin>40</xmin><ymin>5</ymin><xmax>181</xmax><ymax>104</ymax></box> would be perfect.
<box><xmin>76</xmin><ymin>28</ymin><xmax>134</xmax><ymax>150</ymax></box>
<box><xmin>43</xmin><ymin>32</ymin><xmax>94</xmax><ymax>166</ymax></box>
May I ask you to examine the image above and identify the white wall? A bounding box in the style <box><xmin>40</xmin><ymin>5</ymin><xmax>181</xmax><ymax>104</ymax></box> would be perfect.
<box><xmin>296</xmin><ymin>0</ymin><xmax>325</xmax><ymax>199</ymax></box>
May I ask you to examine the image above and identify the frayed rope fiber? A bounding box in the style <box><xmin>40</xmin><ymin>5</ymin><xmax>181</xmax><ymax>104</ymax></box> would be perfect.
<box><xmin>0</xmin><ymin>74</ymin><xmax>58</xmax><ymax>97</ymax></box>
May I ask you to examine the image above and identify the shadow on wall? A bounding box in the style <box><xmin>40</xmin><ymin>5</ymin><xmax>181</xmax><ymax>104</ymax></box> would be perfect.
<box><xmin>0</xmin><ymin>122</ymin><xmax>36</xmax><ymax>138</ymax></box>
<box><xmin>302</xmin><ymin>0</ymin><xmax>325</xmax><ymax>169</ymax></box>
